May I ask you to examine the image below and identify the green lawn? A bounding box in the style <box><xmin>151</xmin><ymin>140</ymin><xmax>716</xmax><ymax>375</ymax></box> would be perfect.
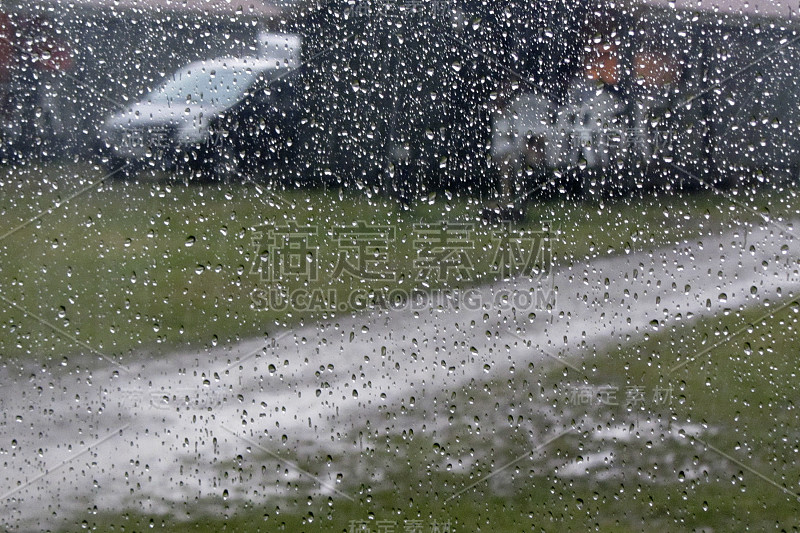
<box><xmin>0</xmin><ymin>161</ymin><xmax>798</xmax><ymax>370</ymax></box>
<box><xmin>68</xmin><ymin>298</ymin><xmax>800</xmax><ymax>531</ymax></box>
<box><xmin>1</xmin><ymin>161</ymin><xmax>797</xmax><ymax>531</ymax></box>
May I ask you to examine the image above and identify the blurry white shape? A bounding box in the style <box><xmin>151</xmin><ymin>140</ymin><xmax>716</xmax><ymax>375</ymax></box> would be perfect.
<box><xmin>258</xmin><ymin>32</ymin><xmax>302</xmax><ymax>68</ymax></box>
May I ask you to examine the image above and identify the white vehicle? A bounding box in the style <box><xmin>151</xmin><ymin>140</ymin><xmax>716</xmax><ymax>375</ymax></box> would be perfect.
<box><xmin>100</xmin><ymin>56</ymin><xmax>291</xmax><ymax>174</ymax></box>
<box><xmin>257</xmin><ymin>32</ymin><xmax>302</xmax><ymax>68</ymax></box>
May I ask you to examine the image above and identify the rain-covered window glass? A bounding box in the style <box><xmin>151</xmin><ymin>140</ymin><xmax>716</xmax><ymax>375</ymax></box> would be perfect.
<box><xmin>150</xmin><ymin>63</ymin><xmax>264</xmax><ymax>106</ymax></box>
<box><xmin>1</xmin><ymin>0</ymin><xmax>799</xmax><ymax>531</ymax></box>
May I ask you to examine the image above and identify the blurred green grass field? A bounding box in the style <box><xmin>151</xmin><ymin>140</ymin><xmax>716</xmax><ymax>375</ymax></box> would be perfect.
<box><xmin>69</xmin><ymin>298</ymin><xmax>800</xmax><ymax>531</ymax></box>
<box><xmin>0</xmin><ymin>160</ymin><xmax>797</xmax><ymax>371</ymax></box>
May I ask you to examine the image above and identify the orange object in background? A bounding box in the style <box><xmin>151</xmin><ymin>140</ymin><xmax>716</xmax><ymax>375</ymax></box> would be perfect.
<box><xmin>634</xmin><ymin>50</ymin><xmax>680</xmax><ymax>86</ymax></box>
<box><xmin>23</xmin><ymin>14</ymin><xmax>73</xmax><ymax>73</ymax></box>
<box><xmin>0</xmin><ymin>12</ymin><xmax>13</xmax><ymax>119</ymax></box>
<box><xmin>585</xmin><ymin>42</ymin><xmax>619</xmax><ymax>85</ymax></box>
<box><xmin>584</xmin><ymin>43</ymin><xmax>680</xmax><ymax>87</ymax></box>
<box><xmin>0</xmin><ymin>12</ymin><xmax>13</xmax><ymax>82</ymax></box>
<box><xmin>37</xmin><ymin>44</ymin><xmax>73</xmax><ymax>72</ymax></box>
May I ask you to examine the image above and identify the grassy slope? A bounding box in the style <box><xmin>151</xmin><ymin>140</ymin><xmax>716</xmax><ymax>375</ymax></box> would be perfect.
<box><xmin>1</xmin><ymin>161</ymin><xmax>797</xmax><ymax>369</ymax></box>
<box><xmin>1</xmin><ymin>161</ymin><xmax>786</xmax><ymax>530</ymax></box>
<box><xmin>69</xmin><ymin>298</ymin><xmax>800</xmax><ymax>532</ymax></box>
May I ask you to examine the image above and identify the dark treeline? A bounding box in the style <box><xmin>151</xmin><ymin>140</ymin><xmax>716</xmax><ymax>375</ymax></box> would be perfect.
<box><xmin>275</xmin><ymin>0</ymin><xmax>800</xmax><ymax>195</ymax></box>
